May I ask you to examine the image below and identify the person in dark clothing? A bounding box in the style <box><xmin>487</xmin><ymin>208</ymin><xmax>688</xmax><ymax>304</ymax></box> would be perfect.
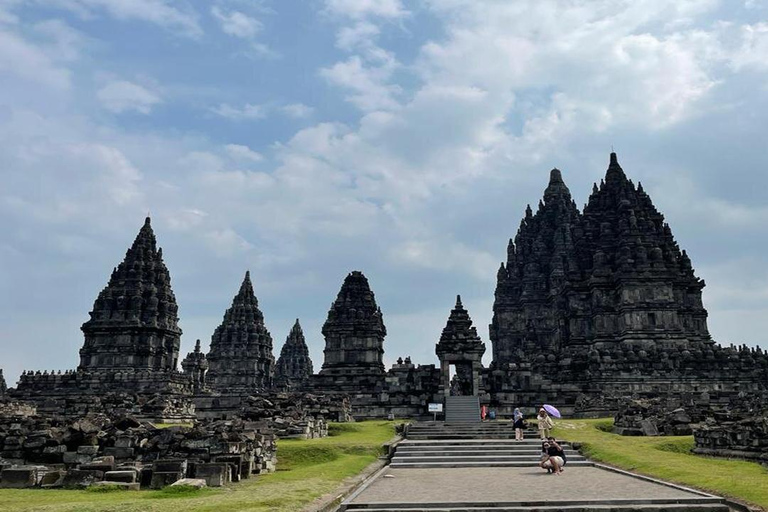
<box><xmin>539</xmin><ymin>439</ymin><xmax>565</xmax><ymax>474</ymax></box>
<box><xmin>547</xmin><ymin>436</ymin><xmax>567</xmax><ymax>466</ymax></box>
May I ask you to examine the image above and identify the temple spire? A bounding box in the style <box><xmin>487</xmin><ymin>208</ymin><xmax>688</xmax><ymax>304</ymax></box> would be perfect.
<box><xmin>605</xmin><ymin>151</ymin><xmax>627</xmax><ymax>183</ymax></box>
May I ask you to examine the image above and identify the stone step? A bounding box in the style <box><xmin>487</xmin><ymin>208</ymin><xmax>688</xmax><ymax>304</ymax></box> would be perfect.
<box><xmin>392</xmin><ymin>455</ymin><xmax>587</xmax><ymax>463</ymax></box>
<box><xmin>396</xmin><ymin>448</ymin><xmax>576</xmax><ymax>454</ymax></box>
<box><xmin>394</xmin><ymin>452</ymin><xmax>586</xmax><ymax>460</ymax></box>
<box><xmin>407</xmin><ymin>435</ymin><xmax>522</xmax><ymax>440</ymax></box>
<box><xmin>388</xmin><ymin>461</ymin><xmax>594</xmax><ymax>468</ymax></box>
<box><xmin>399</xmin><ymin>440</ymin><xmax>564</xmax><ymax>446</ymax></box>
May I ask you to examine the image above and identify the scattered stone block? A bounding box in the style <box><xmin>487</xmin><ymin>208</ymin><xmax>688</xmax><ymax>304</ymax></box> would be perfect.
<box><xmin>61</xmin><ymin>469</ymin><xmax>104</xmax><ymax>488</ymax></box>
<box><xmin>77</xmin><ymin>446</ymin><xmax>99</xmax><ymax>456</ymax></box>
<box><xmin>194</xmin><ymin>462</ymin><xmax>231</xmax><ymax>487</ymax></box>
<box><xmin>0</xmin><ymin>466</ymin><xmax>45</xmax><ymax>488</ymax></box>
<box><xmin>150</xmin><ymin>472</ymin><xmax>182</xmax><ymax>489</ymax></box>
<box><xmin>80</xmin><ymin>456</ymin><xmax>115</xmax><ymax>473</ymax></box>
<box><xmin>171</xmin><ymin>478</ymin><xmax>207</xmax><ymax>489</ymax></box>
<box><xmin>40</xmin><ymin>470</ymin><xmax>66</xmax><ymax>488</ymax></box>
<box><xmin>104</xmin><ymin>470</ymin><xmax>138</xmax><ymax>483</ymax></box>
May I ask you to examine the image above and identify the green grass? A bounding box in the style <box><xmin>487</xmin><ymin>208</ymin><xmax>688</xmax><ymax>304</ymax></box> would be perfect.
<box><xmin>555</xmin><ymin>418</ymin><xmax>768</xmax><ymax>509</ymax></box>
<box><xmin>0</xmin><ymin>420</ymin><xmax>396</xmax><ymax>512</ymax></box>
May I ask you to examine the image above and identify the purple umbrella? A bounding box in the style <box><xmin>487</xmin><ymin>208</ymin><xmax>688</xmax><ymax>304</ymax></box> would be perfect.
<box><xmin>543</xmin><ymin>404</ymin><xmax>561</xmax><ymax>418</ymax></box>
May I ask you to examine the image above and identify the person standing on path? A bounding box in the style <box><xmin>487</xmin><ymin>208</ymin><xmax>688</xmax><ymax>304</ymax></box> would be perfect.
<box><xmin>537</xmin><ymin>408</ymin><xmax>554</xmax><ymax>439</ymax></box>
<box><xmin>513</xmin><ymin>407</ymin><xmax>525</xmax><ymax>440</ymax></box>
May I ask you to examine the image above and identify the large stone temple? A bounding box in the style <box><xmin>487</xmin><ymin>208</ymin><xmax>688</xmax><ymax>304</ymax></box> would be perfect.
<box><xmin>206</xmin><ymin>271</ymin><xmax>275</xmax><ymax>393</ymax></box>
<box><xmin>312</xmin><ymin>271</ymin><xmax>387</xmax><ymax>394</ymax></box>
<box><xmin>7</xmin><ymin>153</ymin><xmax>768</xmax><ymax>420</ymax></box>
<box><xmin>13</xmin><ymin>217</ymin><xmax>193</xmax><ymax>404</ymax></box>
<box><xmin>274</xmin><ymin>319</ymin><xmax>314</xmax><ymax>390</ymax></box>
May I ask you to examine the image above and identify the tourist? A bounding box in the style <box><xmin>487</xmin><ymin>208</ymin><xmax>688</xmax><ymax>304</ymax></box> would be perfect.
<box><xmin>540</xmin><ymin>440</ymin><xmax>564</xmax><ymax>475</ymax></box>
<box><xmin>547</xmin><ymin>436</ymin><xmax>567</xmax><ymax>467</ymax></box>
<box><xmin>537</xmin><ymin>408</ymin><xmax>554</xmax><ymax>439</ymax></box>
<box><xmin>513</xmin><ymin>407</ymin><xmax>525</xmax><ymax>440</ymax></box>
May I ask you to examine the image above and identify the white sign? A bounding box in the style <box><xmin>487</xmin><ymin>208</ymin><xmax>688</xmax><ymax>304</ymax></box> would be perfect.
<box><xmin>428</xmin><ymin>403</ymin><xmax>443</xmax><ymax>413</ymax></box>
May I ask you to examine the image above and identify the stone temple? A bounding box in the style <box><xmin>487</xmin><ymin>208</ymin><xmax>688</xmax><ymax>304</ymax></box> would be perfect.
<box><xmin>206</xmin><ymin>271</ymin><xmax>275</xmax><ymax>393</ymax></box>
<box><xmin>6</xmin><ymin>153</ymin><xmax>768</xmax><ymax>421</ymax></box>
<box><xmin>274</xmin><ymin>319</ymin><xmax>314</xmax><ymax>391</ymax></box>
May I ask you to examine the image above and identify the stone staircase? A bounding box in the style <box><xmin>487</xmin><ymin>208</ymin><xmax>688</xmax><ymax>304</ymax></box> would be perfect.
<box><xmin>406</xmin><ymin>421</ymin><xmax>526</xmax><ymax>440</ymax></box>
<box><xmin>444</xmin><ymin>396</ymin><xmax>480</xmax><ymax>423</ymax></box>
<box><xmin>395</xmin><ymin>422</ymin><xmax>587</xmax><ymax>468</ymax></box>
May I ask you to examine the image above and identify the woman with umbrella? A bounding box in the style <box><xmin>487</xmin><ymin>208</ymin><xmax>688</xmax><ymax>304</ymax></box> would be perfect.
<box><xmin>537</xmin><ymin>404</ymin><xmax>560</xmax><ymax>439</ymax></box>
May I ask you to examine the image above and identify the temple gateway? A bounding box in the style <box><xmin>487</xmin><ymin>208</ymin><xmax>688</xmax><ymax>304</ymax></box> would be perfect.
<box><xmin>7</xmin><ymin>153</ymin><xmax>768</xmax><ymax>420</ymax></box>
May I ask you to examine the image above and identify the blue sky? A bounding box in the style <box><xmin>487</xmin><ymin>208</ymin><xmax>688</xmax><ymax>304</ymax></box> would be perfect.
<box><xmin>2</xmin><ymin>0</ymin><xmax>768</xmax><ymax>385</ymax></box>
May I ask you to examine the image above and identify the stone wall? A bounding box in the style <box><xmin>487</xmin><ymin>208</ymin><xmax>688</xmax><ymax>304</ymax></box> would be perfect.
<box><xmin>193</xmin><ymin>391</ymin><xmax>350</xmax><ymax>425</ymax></box>
<box><xmin>13</xmin><ymin>370</ymin><xmax>193</xmax><ymax>401</ymax></box>
<box><xmin>8</xmin><ymin>390</ymin><xmax>195</xmax><ymax>423</ymax></box>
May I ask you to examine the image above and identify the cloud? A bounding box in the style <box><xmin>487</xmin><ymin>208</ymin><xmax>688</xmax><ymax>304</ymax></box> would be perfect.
<box><xmin>43</xmin><ymin>0</ymin><xmax>202</xmax><ymax>37</ymax></box>
<box><xmin>97</xmin><ymin>80</ymin><xmax>162</xmax><ymax>114</ymax></box>
<box><xmin>320</xmin><ymin>55</ymin><xmax>401</xmax><ymax>111</ymax></box>
<box><xmin>211</xmin><ymin>6</ymin><xmax>262</xmax><ymax>39</ymax></box>
<box><xmin>0</xmin><ymin>26</ymin><xmax>72</xmax><ymax>90</ymax></box>
<box><xmin>324</xmin><ymin>0</ymin><xmax>408</xmax><ymax>20</ymax></box>
<box><xmin>210</xmin><ymin>102</ymin><xmax>267</xmax><ymax>120</ymax></box>
<box><xmin>224</xmin><ymin>143</ymin><xmax>264</xmax><ymax>162</ymax></box>
<box><xmin>280</xmin><ymin>103</ymin><xmax>314</xmax><ymax>118</ymax></box>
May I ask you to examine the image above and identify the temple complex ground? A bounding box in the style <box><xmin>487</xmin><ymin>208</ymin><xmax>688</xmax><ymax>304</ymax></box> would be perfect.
<box><xmin>0</xmin><ymin>421</ymin><xmax>395</xmax><ymax>512</ymax></box>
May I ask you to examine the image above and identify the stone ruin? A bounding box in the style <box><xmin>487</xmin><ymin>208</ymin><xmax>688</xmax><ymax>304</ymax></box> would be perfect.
<box><xmin>0</xmin><ymin>411</ymin><xmax>277</xmax><ymax>489</ymax></box>
<box><xmin>0</xmin><ymin>370</ymin><xmax>6</xmax><ymax>398</ymax></box>
<box><xmin>693</xmin><ymin>403</ymin><xmax>768</xmax><ymax>464</ymax></box>
<box><xmin>612</xmin><ymin>395</ymin><xmax>714</xmax><ymax>436</ymax></box>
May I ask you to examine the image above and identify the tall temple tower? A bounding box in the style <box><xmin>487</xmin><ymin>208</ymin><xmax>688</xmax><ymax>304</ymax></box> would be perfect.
<box><xmin>319</xmin><ymin>271</ymin><xmax>386</xmax><ymax>374</ymax></box>
<box><xmin>205</xmin><ymin>271</ymin><xmax>275</xmax><ymax>393</ymax></box>
<box><xmin>578</xmin><ymin>152</ymin><xmax>710</xmax><ymax>346</ymax></box>
<box><xmin>491</xmin><ymin>153</ymin><xmax>711</xmax><ymax>370</ymax></box>
<box><xmin>274</xmin><ymin>319</ymin><xmax>314</xmax><ymax>390</ymax></box>
<box><xmin>79</xmin><ymin>217</ymin><xmax>182</xmax><ymax>371</ymax></box>
<box><xmin>491</xmin><ymin>168</ymin><xmax>582</xmax><ymax>364</ymax></box>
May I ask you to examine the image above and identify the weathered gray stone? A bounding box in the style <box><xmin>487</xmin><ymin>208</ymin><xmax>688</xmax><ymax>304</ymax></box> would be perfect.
<box><xmin>194</xmin><ymin>462</ymin><xmax>230</xmax><ymax>487</ymax></box>
<box><xmin>104</xmin><ymin>470</ymin><xmax>138</xmax><ymax>483</ymax></box>
<box><xmin>61</xmin><ymin>469</ymin><xmax>104</xmax><ymax>488</ymax></box>
<box><xmin>171</xmin><ymin>478</ymin><xmax>206</xmax><ymax>489</ymax></box>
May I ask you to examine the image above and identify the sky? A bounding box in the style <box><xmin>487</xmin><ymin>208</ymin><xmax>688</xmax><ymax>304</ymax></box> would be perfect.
<box><xmin>2</xmin><ymin>0</ymin><xmax>768</xmax><ymax>386</ymax></box>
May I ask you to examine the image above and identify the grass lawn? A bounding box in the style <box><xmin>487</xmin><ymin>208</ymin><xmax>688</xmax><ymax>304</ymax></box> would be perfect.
<box><xmin>0</xmin><ymin>420</ymin><xmax>396</xmax><ymax>512</ymax></box>
<box><xmin>555</xmin><ymin>418</ymin><xmax>768</xmax><ymax>509</ymax></box>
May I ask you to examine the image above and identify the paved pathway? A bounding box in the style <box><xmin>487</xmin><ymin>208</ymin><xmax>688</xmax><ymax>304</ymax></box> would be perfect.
<box><xmin>349</xmin><ymin>466</ymin><xmax>703</xmax><ymax>505</ymax></box>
